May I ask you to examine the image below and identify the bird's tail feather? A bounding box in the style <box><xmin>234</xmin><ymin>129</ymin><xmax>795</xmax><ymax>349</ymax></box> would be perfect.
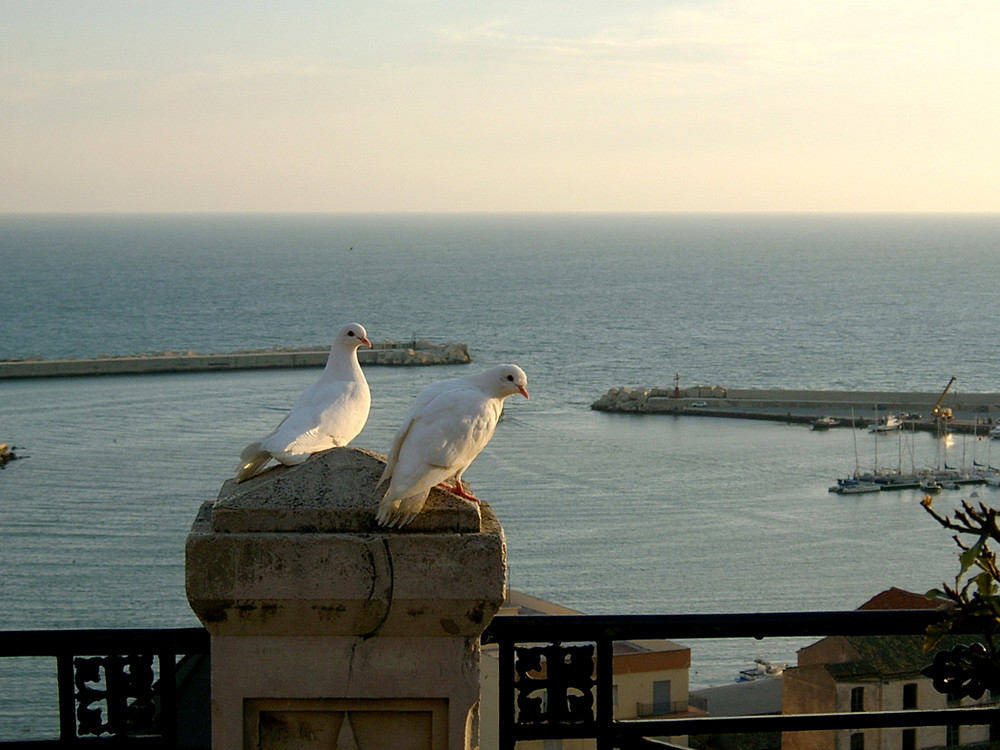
<box><xmin>236</xmin><ymin>444</ymin><xmax>270</xmax><ymax>482</ymax></box>
<box><xmin>375</xmin><ymin>491</ymin><xmax>428</xmax><ymax>528</ymax></box>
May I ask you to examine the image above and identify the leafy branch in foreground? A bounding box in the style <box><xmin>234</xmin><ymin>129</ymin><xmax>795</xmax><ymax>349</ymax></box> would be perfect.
<box><xmin>919</xmin><ymin>495</ymin><xmax>1000</xmax><ymax>698</ymax></box>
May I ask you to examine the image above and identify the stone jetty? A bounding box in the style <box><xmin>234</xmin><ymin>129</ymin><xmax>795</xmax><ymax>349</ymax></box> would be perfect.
<box><xmin>592</xmin><ymin>385</ymin><xmax>1000</xmax><ymax>435</ymax></box>
<box><xmin>0</xmin><ymin>339</ymin><xmax>472</xmax><ymax>379</ymax></box>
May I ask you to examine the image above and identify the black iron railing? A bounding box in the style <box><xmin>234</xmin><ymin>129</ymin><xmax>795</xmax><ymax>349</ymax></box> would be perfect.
<box><xmin>481</xmin><ymin>609</ymin><xmax>1000</xmax><ymax>750</ymax></box>
<box><xmin>0</xmin><ymin>627</ymin><xmax>209</xmax><ymax>748</ymax></box>
<box><xmin>3</xmin><ymin>610</ymin><xmax>998</xmax><ymax>749</ymax></box>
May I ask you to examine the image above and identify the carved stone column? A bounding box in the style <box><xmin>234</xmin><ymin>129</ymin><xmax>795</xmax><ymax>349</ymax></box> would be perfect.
<box><xmin>185</xmin><ymin>447</ymin><xmax>507</xmax><ymax>750</ymax></box>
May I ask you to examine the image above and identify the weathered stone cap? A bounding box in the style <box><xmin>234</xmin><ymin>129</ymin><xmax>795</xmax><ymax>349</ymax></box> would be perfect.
<box><xmin>210</xmin><ymin>446</ymin><xmax>482</xmax><ymax>534</ymax></box>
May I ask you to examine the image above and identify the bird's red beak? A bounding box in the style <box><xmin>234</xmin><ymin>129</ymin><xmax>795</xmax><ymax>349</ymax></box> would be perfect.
<box><xmin>518</xmin><ymin>386</ymin><xmax>530</xmax><ymax>399</ymax></box>
<box><xmin>360</xmin><ymin>337</ymin><xmax>372</xmax><ymax>348</ymax></box>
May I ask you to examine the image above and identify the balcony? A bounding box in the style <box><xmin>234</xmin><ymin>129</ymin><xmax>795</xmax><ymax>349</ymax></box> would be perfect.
<box><xmin>2</xmin><ymin>608</ymin><xmax>998</xmax><ymax>749</ymax></box>
<box><xmin>635</xmin><ymin>700</ymin><xmax>694</xmax><ymax>718</ymax></box>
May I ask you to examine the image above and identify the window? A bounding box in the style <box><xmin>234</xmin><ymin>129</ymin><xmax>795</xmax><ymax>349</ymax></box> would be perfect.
<box><xmin>850</xmin><ymin>732</ymin><xmax>864</xmax><ymax>750</ymax></box>
<box><xmin>653</xmin><ymin>680</ymin><xmax>672</xmax><ymax>714</ymax></box>
<box><xmin>851</xmin><ymin>687</ymin><xmax>865</xmax><ymax>712</ymax></box>
<box><xmin>902</xmin><ymin>728</ymin><xmax>916</xmax><ymax>750</ymax></box>
<box><xmin>903</xmin><ymin>683</ymin><xmax>917</xmax><ymax>710</ymax></box>
<box><xmin>946</xmin><ymin>725</ymin><xmax>960</xmax><ymax>747</ymax></box>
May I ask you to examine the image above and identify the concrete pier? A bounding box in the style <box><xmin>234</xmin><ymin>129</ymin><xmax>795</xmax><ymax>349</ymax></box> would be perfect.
<box><xmin>592</xmin><ymin>386</ymin><xmax>1000</xmax><ymax>435</ymax></box>
<box><xmin>0</xmin><ymin>340</ymin><xmax>472</xmax><ymax>379</ymax></box>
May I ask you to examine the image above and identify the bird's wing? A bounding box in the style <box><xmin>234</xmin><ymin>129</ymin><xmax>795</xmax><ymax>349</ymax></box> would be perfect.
<box><xmin>415</xmin><ymin>391</ymin><xmax>500</xmax><ymax>469</ymax></box>
<box><xmin>386</xmin><ymin>389</ymin><xmax>501</xmax><ymax>492</ymax></box>
<box><xmin>380</xmin><ymin>378</ymin><xmax>459</xmax><ymax>480</ymax></box>
<box><xmin>261</xmin><ymin>379</ymin><xmax>368</xmax><ymax>457</ymax></box>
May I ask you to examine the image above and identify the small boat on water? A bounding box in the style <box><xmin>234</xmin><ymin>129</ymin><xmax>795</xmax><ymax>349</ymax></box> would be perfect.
<box><xmin>737</xmin><ymin>658</ymin><xmax>786</xmax><ymax>682</ymax></box>
<box><xmin>811</xmin><ymin>416</ymin><xmax>840</xmax><ymax>430</ymax></box>
<box><xmin>839</xmin><ymin>483</ymin><xmax>882</xmax><ymax>494</ymax></box>
<box><xmin>869</xmin><ymin>413</ymin><xmax>902</xmax><ymax>432</ymax></box>
<box><xmin>830</xmin><ymin>477</ymin><xmax>882</xmax><ymax>494</ymax></box>
<box><xmin>0</xmin><ymin>442</ymin><xmax>17</xmax><ymax>467</ymax></box>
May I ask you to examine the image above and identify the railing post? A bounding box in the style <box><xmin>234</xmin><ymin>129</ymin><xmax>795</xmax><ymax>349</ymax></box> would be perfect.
<box><xmin>497</xmin><ymin>639</ymin><xmax>515</xmax><ymax>750</ymax></box>
<box><xmin>157</xmin><ymin>649</ymin><xmax>179</xmax><ymax>747</ymax></box>
<box><xmin>595</xmin><ymin>638</ymin><xmax>614</xmax><ymax>750</ymax></box>
<box><xmin>56</xmin><ymin>653</ymin><xmax>75</xmax><ymax>742</ymax></box>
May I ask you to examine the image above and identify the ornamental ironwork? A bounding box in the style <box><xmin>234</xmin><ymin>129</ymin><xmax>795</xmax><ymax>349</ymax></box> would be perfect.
<box><xmin>514</xmin><ymin>643</ymin><xmax>597</xmax><ymax>726</ymax></box>
<box><xmin>74</xmin><ymin>654</ymin><xmax>161</xmax><ymax>738</ymax></box>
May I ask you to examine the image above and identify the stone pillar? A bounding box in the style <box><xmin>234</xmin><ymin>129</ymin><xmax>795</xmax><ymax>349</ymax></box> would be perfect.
<box><xmin>185</xmin><ymin>447</ymin><xmax>506</xmax><ymax>750</ymax></box>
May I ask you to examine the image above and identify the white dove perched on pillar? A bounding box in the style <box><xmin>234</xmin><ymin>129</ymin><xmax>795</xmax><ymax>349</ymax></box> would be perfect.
<box><xmin>376</xmin><ymin>364</ymin><xmax>529</xmax><ymax>528</ymax></box>
<box><xmin>236</xmin><ymin>323</ymin><xmax>372</xmax><ymax>482</ymax></box>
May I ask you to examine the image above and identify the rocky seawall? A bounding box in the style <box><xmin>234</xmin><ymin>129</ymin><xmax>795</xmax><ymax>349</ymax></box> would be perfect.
<box><xmin>0</xmin><ymin>340</ymin><xmax>472</xmax><ymax>379</ymax></box>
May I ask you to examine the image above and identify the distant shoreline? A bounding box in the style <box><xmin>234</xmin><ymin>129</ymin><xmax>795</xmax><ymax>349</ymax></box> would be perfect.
<box><xmin>0</xmin><ymin>340</ymin><xmax>472</xmax><ymax>379</ymax></box>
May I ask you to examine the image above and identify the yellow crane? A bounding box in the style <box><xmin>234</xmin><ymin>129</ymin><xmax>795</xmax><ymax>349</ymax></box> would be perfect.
<box><xmin>932</xmin><ymin>376</ymin><xmax>957</xmax><ymax>420</ymax></box>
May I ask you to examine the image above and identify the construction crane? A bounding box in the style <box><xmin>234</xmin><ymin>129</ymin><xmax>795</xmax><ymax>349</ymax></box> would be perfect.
<box><xmin>932</xmin><ymin>376</ymin><xmax>957</xmax><ymax>420</ymax></box>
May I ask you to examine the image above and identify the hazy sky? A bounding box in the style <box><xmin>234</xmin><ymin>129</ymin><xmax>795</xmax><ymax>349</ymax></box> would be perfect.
<box><xmin>3</xmin><ymin>1</ymin><xmax>999</xmax><ymax>213</ymax></box>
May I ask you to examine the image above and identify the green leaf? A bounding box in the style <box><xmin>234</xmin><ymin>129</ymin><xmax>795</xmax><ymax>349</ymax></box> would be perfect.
<box><xmin>973</xmin><ymin>572</ymin><xmax>997</xmax><ymax>599</ymax></box>
<box><xmin>958</xmin><ymin>533</ymin><xmax>989</xmax><ymax>582</ymax></box>
<box><xmin>923</xmin><ymin>620</ymin><xmax>953</xmax><ymax>653</ymax></box>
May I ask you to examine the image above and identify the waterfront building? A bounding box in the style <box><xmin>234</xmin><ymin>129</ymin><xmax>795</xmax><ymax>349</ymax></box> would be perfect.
<box><xmin>782</xmin><ymin>588</ymin><xmax>998</xmax><ymax>750</ymax></box>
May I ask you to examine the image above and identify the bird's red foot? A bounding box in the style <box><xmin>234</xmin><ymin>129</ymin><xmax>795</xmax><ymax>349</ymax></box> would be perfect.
<box><xmin>438</xmin><ymin>482</ymin><xmax>480</xmax><ymax>502</ymax></box>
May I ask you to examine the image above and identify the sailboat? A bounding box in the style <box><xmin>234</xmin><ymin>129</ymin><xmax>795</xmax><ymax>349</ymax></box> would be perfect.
<box><xmin>831</xmin><ymin>408</ymin><xmax>881</xmax><ymax>494</ymax></box>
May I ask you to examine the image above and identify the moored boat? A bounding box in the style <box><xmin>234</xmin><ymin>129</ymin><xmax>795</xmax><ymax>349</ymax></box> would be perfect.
<box><xmin>737</xmin><ymin>658</ymin><xmax>787</xmax><ymax>681</ymax></box>
<box><xmin>869</xmin><ymin>413</ymin><xmax>902</xmax><ymax>432</ymax></box>
<box><xmin>919</xmin><ymin>477</ymin><xmax>942</xmax><ymax>492</ymax></box>
<box><xmin>831</xmin><ymin>478</ymin><xmax>882</xmax><ymax>494</ymax></box>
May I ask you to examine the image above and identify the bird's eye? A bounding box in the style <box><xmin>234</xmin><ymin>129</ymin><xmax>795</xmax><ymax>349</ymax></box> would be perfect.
<box><xmin>348</xmin><ymin>331</ymin><xmax>356</xmax><ymax>337</ymax></box>
<box><xmin>506</xmin><ymin>375</ymin><xmax>514</xmax><ymax>381</ymax></box>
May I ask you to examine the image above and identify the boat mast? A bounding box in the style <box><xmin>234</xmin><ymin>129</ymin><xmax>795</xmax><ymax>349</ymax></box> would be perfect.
<box><xmin>873</xmin><ymin>404</ymin><xmax>879</xmax><ymax>474</ymax></box>
<box><xmin>852</xmin><ymin>408</ymin><xmax>860</xmax><ymax>477</ymax></box>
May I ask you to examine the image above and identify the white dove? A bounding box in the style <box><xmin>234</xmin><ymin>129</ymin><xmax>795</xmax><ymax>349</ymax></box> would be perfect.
<box><xmin>375</xmin><ymin>364</ymin><xmax>529</xmax><ymax>527</ymax></box>
<box><xmin>236</xmin><ymin>323</ymin><xmax>372</xmax><ymax>482</ymax></box>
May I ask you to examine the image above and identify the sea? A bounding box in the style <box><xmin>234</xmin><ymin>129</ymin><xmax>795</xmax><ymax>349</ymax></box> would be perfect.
<box><xmin>2</xmin><ymin>213</ymin><xmax>999</xmax><ymax>737</ymax></box>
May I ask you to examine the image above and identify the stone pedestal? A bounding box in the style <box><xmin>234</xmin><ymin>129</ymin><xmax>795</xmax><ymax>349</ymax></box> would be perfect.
<box><xmin>185</xmin><ymin>447</ymin><xmax>507</xmax><ymax>750</ymax></box>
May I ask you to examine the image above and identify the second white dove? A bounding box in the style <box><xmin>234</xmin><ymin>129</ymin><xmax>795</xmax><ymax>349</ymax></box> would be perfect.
<box><xmin>376</xmin><ymin>364</ymin><xmax>529</xmax><ymax>527</ymax></box>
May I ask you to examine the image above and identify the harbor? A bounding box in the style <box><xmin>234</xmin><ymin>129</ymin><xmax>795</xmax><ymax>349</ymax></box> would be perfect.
<box><xmin>592</xmin><ymin>382</ymin><xmax>1000</xmax><ymax>495</ymax></box>
<box><xmin>591</xmin><ymin>383</ymin><xmax>1000</xmax><ymax>436</ymax></box>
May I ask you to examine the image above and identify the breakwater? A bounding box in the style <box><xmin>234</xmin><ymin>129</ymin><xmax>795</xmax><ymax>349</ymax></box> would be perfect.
<box><xmin>0</xmin><ymin>340</ymin><xmax>472</xmax><ymax>379</ymax></box>
<box><xmin>592</xmin><ymin>385</ymin><xmax>1000</xmax><ymax>435</ymax></box>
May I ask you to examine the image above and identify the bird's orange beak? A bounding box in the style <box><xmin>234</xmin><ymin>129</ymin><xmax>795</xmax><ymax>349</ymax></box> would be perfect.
<box><xmin>518</xmin><ymin>386</ymin><xmax>530</xmax><ymax>399</ymax></box>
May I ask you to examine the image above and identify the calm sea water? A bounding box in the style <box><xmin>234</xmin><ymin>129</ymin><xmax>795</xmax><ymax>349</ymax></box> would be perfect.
<box><xmin>2</xmin><ymin>213</ymin><xmax>999</xmax><ymax>735</ymax></box>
